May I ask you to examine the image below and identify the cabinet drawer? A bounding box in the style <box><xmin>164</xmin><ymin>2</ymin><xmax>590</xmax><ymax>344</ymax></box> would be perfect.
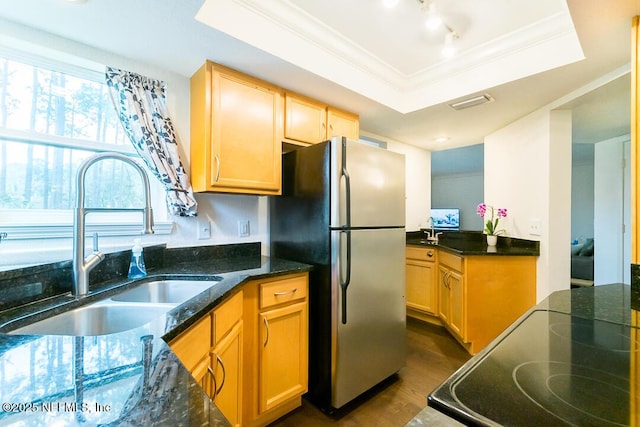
<box><xmin>213</xmin><ymin>290</ymin><xmax>243</xmax><ymax>343</ymax></box>
<box><xmin>260</xmin><ymin>275</ymin><xmax>307</xmax><ymax>309</ymax></box>
<box><xmin>439</xmin><ymin>250</ymin><xmax>463</xmax><ymax>273</ymax></box>
<box><xmin>170</xmin><ymin>313</ymin><xmax>212</xmax><ymax>371</ymax></box>
<box><xmin>406</xmin><ymin>246</ymin><xmax>437</xmax><ymax>262</ymax></box>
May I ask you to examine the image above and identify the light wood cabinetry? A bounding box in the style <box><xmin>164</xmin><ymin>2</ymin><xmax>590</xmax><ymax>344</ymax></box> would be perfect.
<box><xmin>283</xmin><ymin>92</ymin><xmax>359</xmax><ymax>146</ymax></box>
<box><xmin>169</xmin><ymin>290</ymin><xmax>243</xmax><ymax>426</ymax></box>
<box><xmin>632</xmin><ymin>15</ymin><xmax>639</xmax><ymax>263</ymax></box>
<box><xmin>405</xmin><ymin>245</ymin><xmax>439</xmax><ymax>322</ymax></box>
<box><xmin>327</xmin><ymin>107</ymin><xmax>359</xmax><ymax>140</ymax></box>
<box><xmin>243</xmin><ymin>273</ymin><xmax>309</xmax><ymax>427</ymax></box>
<box><xmin>406</xmin><ymin>245</ymin><xmax>536</xmax><ymax>355</ymax></box>
<box><xmin>190</xmin><ymin>61</ymin><xmax>282</xmax><ymax>195</ymax></box>
<box><xmin>438</xmin><ymin>251</ymin><xmax>465</xmax><ymax>340</ymax></box>
<box><xmin>284</xmin><ymin>93</ymin><xmax>327</xmax><ymax>144</ymax></box>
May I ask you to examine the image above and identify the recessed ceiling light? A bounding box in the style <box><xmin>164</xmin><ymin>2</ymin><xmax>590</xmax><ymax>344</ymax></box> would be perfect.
<box><xmin>434</xmin><ymin>137</ymin><xmax>450</xmax><ymax>143</ymax></box>
<box><xmin>383</xmin><ymin>0</ymin><xmax>399</xmax><ymax>8</ymax></box>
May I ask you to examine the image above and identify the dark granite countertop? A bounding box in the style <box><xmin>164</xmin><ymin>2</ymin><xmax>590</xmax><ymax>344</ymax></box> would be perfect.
<box><xmin>0</xmin><ymin>243</ymin><xmax>311</xmax><ymax>426</ymax></box>
<box><xmin>419</xmin><ymin>283</ymin><xmax>639</xmax><ymax>426</ymax></box>
<box><xmin>406</xmin><ymin>230</ymin><xmax>540</xmax><ymax>256</ymax></box>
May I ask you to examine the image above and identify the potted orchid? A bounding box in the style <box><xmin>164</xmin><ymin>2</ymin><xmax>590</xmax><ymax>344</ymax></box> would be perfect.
<box><xmin>476</xmin><ymin>203</ymin><xmax>507</xmax><ymax>246</ymax></box>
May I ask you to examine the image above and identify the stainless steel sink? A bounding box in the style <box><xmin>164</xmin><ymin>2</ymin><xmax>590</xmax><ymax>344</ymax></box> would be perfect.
<box><xmin>10</xmin><ymin>302</ymin><xmax>171</xmax><ymax>336</ymax></box>
<box><xmin>110</xmin><ymin>278</ymin><xmax>221</xmax><ymax>304</ymax></box>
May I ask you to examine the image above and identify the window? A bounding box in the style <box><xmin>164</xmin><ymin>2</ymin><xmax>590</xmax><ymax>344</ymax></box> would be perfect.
<box><xmin>0</xmin><ymin>52</ymin><xmax>167</xmax><ymax>237</ymax></box>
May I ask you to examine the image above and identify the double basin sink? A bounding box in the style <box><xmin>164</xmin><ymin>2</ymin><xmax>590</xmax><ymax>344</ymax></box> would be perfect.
<box><xmin>9</xmin><ymin>277</ymin><xmax>223</xmax><ymax>336</ymax></box>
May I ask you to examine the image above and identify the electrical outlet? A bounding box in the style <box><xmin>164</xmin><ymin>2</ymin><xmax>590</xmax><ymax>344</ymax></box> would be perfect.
<box><xmin>197</xmin><ymin>220</ymin><xmax>211</xmax><ymax>240</ymax></box>
<box><xmin>529</xmin><ymin>219</ymin><xmax>541</xmax><ymax>236</ymax></box>
<box><xmin>238</xmin><ymin>220</ymin><xmax>250</xmax><ymax>237</ymax></box>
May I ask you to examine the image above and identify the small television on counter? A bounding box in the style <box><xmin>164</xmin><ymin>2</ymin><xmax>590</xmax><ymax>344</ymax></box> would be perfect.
<box><xmin>430</xmin><ymin>208</ymin><xmax>460</xmax><ymax>230</ymax></box>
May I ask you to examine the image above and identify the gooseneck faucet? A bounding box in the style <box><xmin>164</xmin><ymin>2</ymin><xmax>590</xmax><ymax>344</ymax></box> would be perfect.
<box><xmin>73</xmin><ymin>152</ymin><xmax>154</xmax><ymax>297</ymax></box>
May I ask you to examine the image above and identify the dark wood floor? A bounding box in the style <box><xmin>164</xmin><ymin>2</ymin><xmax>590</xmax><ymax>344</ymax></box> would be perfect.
<box><xmin>270</xmin><ymin>318</ymin><xmax>471</xmax><ymax>427</ymax></box>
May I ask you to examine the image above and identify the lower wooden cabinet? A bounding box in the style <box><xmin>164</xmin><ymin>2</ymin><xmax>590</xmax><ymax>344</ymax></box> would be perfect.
<box><xmin>169</xmin><ymin>290</ymin><xmax>243</xmax><ymax>426</ymax></box>
<box><xmin>169</xmin><ymin>273</ymin><xmax>309</xmax><ymax>427</ymax></box>
<box><xmin>406</xmin><ymin>245</ymin><xmax>438</xmax><ymax>321</ymax></box>
<box><xmin>243</xmin><ymin>273</ymin><xmax>309</xmax><ymax>427</ymax></box>
<box><xmin>258</xmin><ymin>301</ymin><xmax>308</xmax><ymax>412</ymax></box>
<box><xmin>212</xmin><ymin>321</ymin><xmax>243</xmax><ymax>426</ymax></box>
<box><xmin>438</xmin><ymin>253</ymin><xmax>465</xmax><ymax>341</ymax></box>
<box><xmin>406</xmin><ymin>245</ymin><xmax>536</xmax><ymax>355</ymax></box>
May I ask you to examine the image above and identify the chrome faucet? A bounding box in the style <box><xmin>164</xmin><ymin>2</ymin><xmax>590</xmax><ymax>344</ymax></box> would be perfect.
<box><xmin>73</xmin><ymin>152</ymin><xmax>154</xmax><ymax>297</ymax></box>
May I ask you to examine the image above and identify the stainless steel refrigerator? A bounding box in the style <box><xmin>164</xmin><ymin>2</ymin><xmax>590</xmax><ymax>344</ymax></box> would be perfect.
<box><xmin>270</xmin><ymin>136</ymin><xmax>406</xmax><ymax>412</ymax></box>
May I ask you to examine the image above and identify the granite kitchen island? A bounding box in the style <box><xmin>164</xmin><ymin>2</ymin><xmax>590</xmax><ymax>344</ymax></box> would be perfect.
<box><xmin>420</xmin><ymin>283</ymin><xmax>639</xmax><ymax>426</ymax></box>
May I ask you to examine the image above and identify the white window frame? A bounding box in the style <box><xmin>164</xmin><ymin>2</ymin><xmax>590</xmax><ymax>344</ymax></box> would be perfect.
<box><xmin>0</xmin><ymin>47</ymin><xmax>173</xmax><ymax>245</ymax></box>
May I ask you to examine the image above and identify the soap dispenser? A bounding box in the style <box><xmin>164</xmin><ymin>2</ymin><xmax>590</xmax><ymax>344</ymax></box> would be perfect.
<box><xmin>128</xmin><ymin>238</ymin><xmax>147</xmax><ymax>279</ymax></box>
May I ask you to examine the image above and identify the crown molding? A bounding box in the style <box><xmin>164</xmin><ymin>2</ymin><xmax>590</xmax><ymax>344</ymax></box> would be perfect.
<box><xmin>196</xmin><ymin>0</ymin><xmax>584</xmax><ymax>113</ymax></box>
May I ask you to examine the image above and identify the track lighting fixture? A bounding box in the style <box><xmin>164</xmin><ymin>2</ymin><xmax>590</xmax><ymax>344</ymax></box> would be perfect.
<box><xmin>384</xmin><ymin>0</ymin><xmax>460</xmax><ymax>58</ymax></box>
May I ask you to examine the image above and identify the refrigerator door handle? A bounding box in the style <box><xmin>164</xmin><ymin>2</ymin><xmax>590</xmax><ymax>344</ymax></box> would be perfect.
<box><xmin>341</xmin><ymin>138</ymin><xmax>351</xmax><ymax>228</ymax></box>
<box><xmin>340</xmin><ymin>229</ymin><xmax>352</xmax><ymax>324</ymax></box>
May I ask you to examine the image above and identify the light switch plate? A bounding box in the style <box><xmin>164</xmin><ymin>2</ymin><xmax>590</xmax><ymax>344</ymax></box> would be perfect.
<box><xmin>238</xmin><ymin>220</ymin><xmax>250</xmax><ymax>237</ymax></box>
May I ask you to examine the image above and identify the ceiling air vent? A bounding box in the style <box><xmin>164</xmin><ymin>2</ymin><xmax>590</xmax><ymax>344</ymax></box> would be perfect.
<box><xmin>448</xmin><ymin>93</ymin><xmax>494</xmax><ymax>110</ymax></box>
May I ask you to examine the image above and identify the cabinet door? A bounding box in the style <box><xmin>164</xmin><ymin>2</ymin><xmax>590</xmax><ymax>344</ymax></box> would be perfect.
<box><xmin>210</xmin><ymin>66</ymin><xmax>282</xmax><ymax>194</ymax></box>
<box><xmin>191</xmin><ymin>356</ymin><xmax>215</xmax><ymax>399</ymax></box>
<box><xmin>406</xmin><ymin>259</ymin><xmax>438</xmax><ymax>315</ymax></box>
<box><xmin>438</xmin><ymin>266</ymin><xmax>451</xmax><ymax>323</ymax></box>
<box><xmin>212</xmin><ymin>321</ymin><xmax>243</xmax><ymax>427</ymax></box>
<box><xmin>447</xmin><ymin>270</ymin><xmax>465</xmax><ymax>340</ymax></box>
<box><xmin>284</xmin><ymin>93</ymin><xmax>326</xmax><ymax>144</ymax></box>
<box><xmin>327</xmin><ymin>108</ymin><xmax>359</xmax><ymax>140</ymax></box>
<box><xmin>258</xmin><ymin>301</ymin><xmax>308</xmax><ymax>413</ymax></box>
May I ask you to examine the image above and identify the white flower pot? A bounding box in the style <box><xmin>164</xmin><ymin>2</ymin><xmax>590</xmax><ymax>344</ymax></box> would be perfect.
<box><xmin>486</xmin><ymin>235</ymin><xmax>498</xmax><ymax>246</ymax></box>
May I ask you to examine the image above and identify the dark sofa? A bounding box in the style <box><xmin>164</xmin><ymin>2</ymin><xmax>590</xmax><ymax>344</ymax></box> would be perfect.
<box><xmin>571</xmin><ymin>238</ymin><xmax>594</xmax><ymax>286</ymax></box>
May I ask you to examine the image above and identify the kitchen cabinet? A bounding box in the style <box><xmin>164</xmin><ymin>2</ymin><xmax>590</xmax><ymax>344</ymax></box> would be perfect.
<box><xmin>169</xmin><ymin>290</ymin><xmax>243</xmax><ymax>426</ymax></box>
<box><xmin>283</xmin><ymin>92</ymin><xmax>359</xmax><ymax>146</ymax></box>
<box><xmin>327</xmin><ymin>107</ymin><xmax>359</xmax><ymax>140</ymax></box>
<box><xmin>438</xmin><ymin>251</ymin><xmax>465</xmax><ymax>340</ymax></box>
<box><xmin>243</xmin><ymin>273</ymin><xmax>309</xmax><ymax>427</ymax></box>
<box><xmin>284</xmin><ymin>93</ymin><xmax>327</xmax><ymax>144</ymax></box>
<box><xmin>437</xmin><ymin>250</ymin><xmax>536</xmax><ymax>354</ymax></box>
<box><xmin>190</xmin><ymin>61</ymin><xmax>283</xmax><ymax>195</ymax></box>
<box><xmin>405</xmin><ymin>245</ymin><xmax>439</xmax><ymax>322</ymax></box>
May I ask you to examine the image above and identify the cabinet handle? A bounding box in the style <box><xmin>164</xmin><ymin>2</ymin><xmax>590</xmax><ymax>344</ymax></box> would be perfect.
<box><xmin>427</xmin><ymin>250</ymin><xmax>433</xmax><ymax>258</ymax></box>
<box><xmin>207</xmin><ymin>366</ymin><xmax>217</xmax><ymax>399</ymax></box>
<box><xmin>273</xmin><ymin>288</ymin><xmax>297</xmax><ymax>297</ymax></box>
<box><xmin>321</xmin><ymin>122</ymin><xmax>326</xmax><ymax>139</ymax></box>
<box><xmin>215</xmin><ymin>154</ymin><xmax>221</xmax><ymax>182</ymax></box>
<box><xmin>215</xmin><ymin>354</ymin><xmax>226</xmax><ymax>396</ymax></box>
<box><xmin>263</xmin><ymin>317</ymin><xmax>269</xmax><ymax>347</ymax></box>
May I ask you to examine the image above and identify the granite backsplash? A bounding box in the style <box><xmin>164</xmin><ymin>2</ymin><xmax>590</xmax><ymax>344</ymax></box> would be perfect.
<box><xmin>0</xmin><ymin>242</ymin><xmax>261</xmax><ymax>311</ymax></box>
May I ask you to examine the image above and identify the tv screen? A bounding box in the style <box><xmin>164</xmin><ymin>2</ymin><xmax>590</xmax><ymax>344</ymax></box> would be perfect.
<box><xmin>431</xmin><ymin>208</ymin><xmax>460</xmax><ymax>230</ymax></box>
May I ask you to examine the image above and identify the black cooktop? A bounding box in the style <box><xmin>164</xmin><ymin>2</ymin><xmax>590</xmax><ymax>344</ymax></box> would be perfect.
<box><xmin>429</xmin><ymin>309</ymin><xmax>639</xmax><ymax>426</ymax></box>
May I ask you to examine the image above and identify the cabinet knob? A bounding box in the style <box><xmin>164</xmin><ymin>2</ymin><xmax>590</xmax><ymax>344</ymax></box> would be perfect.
<box><xmin>427</xmin><ymin>250</ymin><xmax>433</xmax><ymax>258</ymax></box>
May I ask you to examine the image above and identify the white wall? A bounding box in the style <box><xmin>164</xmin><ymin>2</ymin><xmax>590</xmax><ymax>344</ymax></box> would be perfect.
<box><xmin>571</xmin><ymin>154</ymin><xmax>594</xmax><ymax>240</ymax></box>
<box><xmin>484</xmin><ymin>109</ymin><xmax>572</xmax><ymax>302</ymax></box>
<box><xmin>361</xmin><ymin>131</ymin><xmax>431</xmax><ymax>232</ymax></box>
<box><xmin>431</xmin><ymin>172</ymin><xmax>484</xmax><ymax>231</ymax></box>
<box><xmin>593</xmin><ymin>135</ymin><xmax>630</xmax><ymax>284</ymax></box>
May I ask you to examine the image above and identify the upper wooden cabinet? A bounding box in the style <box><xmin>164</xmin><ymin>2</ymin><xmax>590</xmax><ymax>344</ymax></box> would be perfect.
<box><xmin>327</xmin><ymin>107</ymin><xmax>359</xmax><ymax>140</ymax></box>
<box><xmin>190</xmin><ymin>61</ymin><xmax>283</xmax><ymax>195</ymax></box>
<box><xmin>284</xmin><ymin>93</ymin><xmax>327</xmax><ymax>144</ymax></box>
<box><xmin>283</xmin><ymin>92</ymin><xmax>359</xmax><ymax>146</ymax></box>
